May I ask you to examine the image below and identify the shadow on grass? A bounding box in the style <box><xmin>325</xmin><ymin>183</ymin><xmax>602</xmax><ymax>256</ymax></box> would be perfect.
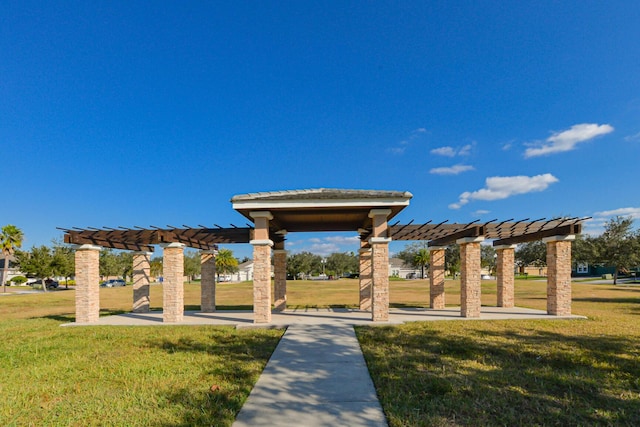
<box><xmin>357</xmin><ymin>324</ymin><xmax>640</xmax><ymax>426</ymax></box>
<box><xmin>574</xmin><ymin>297</ymin><xmax>640</xmax><ymax>304</ymax></box>
<box><xmin>41</xmin><ymin>313</ymin><xmax>75</xmax><ymax>322</ymax></box>
<box><xmin>144</xmin><ymin>331</ymin><xmax>283</xmax><ymax>427</ymax></box>
<box><xmin>36</xmin><ymin>308</ymin><xmax>128</xmax><ymax>322</ymax></box>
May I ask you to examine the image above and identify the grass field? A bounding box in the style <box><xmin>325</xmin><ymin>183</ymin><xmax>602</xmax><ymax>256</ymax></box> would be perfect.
<box><xmin>1</xmin><ymin>278</ymin><xmax>639</xmax><ymax>425</ymax></box>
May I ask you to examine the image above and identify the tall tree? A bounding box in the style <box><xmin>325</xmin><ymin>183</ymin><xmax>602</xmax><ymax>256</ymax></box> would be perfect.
<box><xmin>571</xmin><ymin>234</ymin><xmax>598</xmax><ymax>271</ymax></box>
<box><xmin>1</xmin><ymin>224</ymin><xmax>24</xmax><ymax>293</ymax></box>
<box><xmin>184</xmin><ymin>251</ymin><xmax>201</xmax><ymax>283</ymax></box>
<box><xmin>481</xmin><ymin>244</ymin><xmax>497</xmax><ymax>276</ymax></box>
<box><xmin>326</xmin><ymin>252</ymin><xmax>358</xmax><ymax>277</ymax></box>
<box><xmin>15</xmin><ymin>246</ymin><xmax>54</xmax><ymax>292</ymax></box>
<box><xmin>445</xmin><ymin>244</ymin><xmax>460</xmax><ymax>277</ymax></box>
<box><xmin>99</xmin><ymin>249</ymin><xmax>120</xmax><ymax>280</ymax></box>
<box><xmin>396</xmin><ymin>242</ymin><xmax>430</xmax><ymax>277</ymax></box>
<box><xmin>594</xmin><ymin>216</ymin><xmax>640</xmax><ymax>284</ymax></box>
<box><xmin>286</xmin><ymin>251</ymin><xmax>322</xmax><ymax>279</ymax></box>
<box><xmin>515</xmin><ymin>241</ymin><xmax>547</xmax><ymax>271</ymax></box>
<box><xmin>413</xmin><ymin>248</ymin><xmax>430</xmax><ymax>279</ymax></box>
<box><xmin>215</xmin><ymin>248</ymin><xmax>238</xmax><ymax>281</ymax></box>
<box><xmin>117</xmin><ymin>252</ymin><xmax>133</xmax><ymax>282</ymax></box>
<box><xmin>51</xmin><ymin>242</ymin><xmax>75</xmax><ymax>288</ymax></box>
<box><xmin>150</xmin><ymin>257</ymin><xmax>163</xmax><ymax>280</ymax></box>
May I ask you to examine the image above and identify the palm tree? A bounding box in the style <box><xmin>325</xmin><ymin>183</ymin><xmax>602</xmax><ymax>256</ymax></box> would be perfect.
<box><xmin>215</xmin><ymin>248</ymin><xmax>239</xmax><ymax>282</ymax></box>
<box><xmin>414</xmin><ymin>248</ymin><xmax>430</xmax><ymax>279</ymax></box>
<box><xmin>1</xmin><ymin>225</ymin><xmax>24</xmax><ymax>293</ymax></box>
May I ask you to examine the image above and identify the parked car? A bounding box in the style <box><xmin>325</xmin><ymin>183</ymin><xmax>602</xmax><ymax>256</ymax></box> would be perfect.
<box><xmin>100</xmin><ymin>279</ymin><xmax>126</xmax><ymax>287</ymax></box>
<box><xmin>29</xmin><ymin>279</ymin><xmax>59</xmax><ymax>289</ymax></box>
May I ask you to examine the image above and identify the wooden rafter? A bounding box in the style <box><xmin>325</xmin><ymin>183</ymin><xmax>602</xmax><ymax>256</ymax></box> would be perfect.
<box><xmin>60</xmin><ymin>226</ymin><xmax>254</xmax><ymax>251</ymax></box>
<box><xmin>389</xmin><ymin>217</ymin><xmax>588</xmax><ymax>246</ymax></box>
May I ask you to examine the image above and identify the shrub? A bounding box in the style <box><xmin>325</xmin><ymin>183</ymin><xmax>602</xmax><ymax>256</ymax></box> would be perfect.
<box><xmin>10</xmin><ymin>276</ymin><xmax>28</xmax><ymax>285</ymax></box>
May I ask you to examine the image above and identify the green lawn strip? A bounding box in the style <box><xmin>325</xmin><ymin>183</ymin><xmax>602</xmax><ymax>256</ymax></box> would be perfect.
<box><xmin>356</xmin><ymin>287</ymin><xmax>640</xmax><ymax>426</ymax></box>
<box><xmin>0</xmin><ymin>319</ymin><xmax>283</xmax><ymax>426</ymax></box>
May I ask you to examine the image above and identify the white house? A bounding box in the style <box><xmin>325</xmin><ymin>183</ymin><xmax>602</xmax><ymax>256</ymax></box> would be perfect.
<box><xmin>389</xmin><ymin>257</ymin><xmax>422</xmax><ymax>278</ymax></box>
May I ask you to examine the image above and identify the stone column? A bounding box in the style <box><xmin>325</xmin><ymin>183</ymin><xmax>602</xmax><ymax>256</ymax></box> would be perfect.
<box><xmin>132</xmin><ymin>251</ymin><xmax>152</xmax><ymax>313</ymax></box>
<box><xmin>429</xmin><ymin>246</ymin><xmax>446</xmax><ymax>309</ymax></box>
<box><xmin>369</xmin><ymin>209</ymin><xmax>391</xmax><ymax>322</ymax></box>
<box><xmin>495</xmin><ymin>244</ymin><xmax>516</xmax><ymax>308</ymax></box>
<box><xmin>358</xmin><ymin>244</ymin><xmax>372</xmax><ymax>311</ymax></box>
<box><xmin>458</xmin><ymin>237</ymin><xmax>484</xmax><ymax>318</ymax></box>
<box><xmin>161</xmin><ymin>242</ymin><xmax>185</xmax><ymax>323</ymax></box>
<box><xmin>74</xmin><ymin>244</ymin><xmax>101</xmax><ymax>323</ymax></box>
<box><xmin>200</xmin><ymin>250</ymin><xmax>217</xmax><ymax>312</ymax></box>
<box><xmin>251</xmin><ymin>211</ymin><xmax>274</xmax><ymax>323</ymax></box>
<box><xmin>273</xmin><ymin>238</ymin><xmax>287</xmax><ymax>312</ymax></box>
<box><xmin>544</xmin><ymin>235</ymin><xmax>575</xmax><ymax>315</ymax></box>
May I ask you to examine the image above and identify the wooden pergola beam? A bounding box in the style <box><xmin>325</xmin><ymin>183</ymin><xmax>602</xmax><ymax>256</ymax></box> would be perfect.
<box><xmin>63</xmin><ymin>226</ymin><xmax>254</xmax><ymax>251</ymax></box>
<box><xmin>64</xmin><ymin>234</ymin><xmax>155</xmax><ymax>252</ymax></box>
<box><xmin>492</xmin><ymin>224</ymin><xmax>581</xmax><ymax>246</ymax></box>
<box><xmin>428</xmin><ymin>225</ymin><xmax>484</xmax><ymax>247</ymax></box>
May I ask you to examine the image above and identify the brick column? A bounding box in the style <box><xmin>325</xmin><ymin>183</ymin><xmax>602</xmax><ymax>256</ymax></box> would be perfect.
<box><xmin>429</xmin><ymin>246</ymin><xmax>446</xmax><ymax>309</ymax></box>
<box><xmin>369</xmin><ymin>209</ymin><xmax>391</xmax><ymax>322</ymax></box>
<box><xmin>251</xmin><ymin>211</ymin><xmax>273</xmax><ymax>323</ymax></box>
<box><xmin>458</xmin><ymin>237</ymin><xmax>484</xmax><ymax>318</ymax></box>
<box><xmin>495</xmin><ymin>245</ymin><xmax>516</xmax><ymax>308</ymax></box>
<box><xmin>161</xmin><ymin>243</ymin><xmax>185</xmax><ymax>323</ymax></box>
<box><xmin>200</xmin><ymin>250</ymin><xmax>217</xmax><ymax>312</ymax></box>
<box><xmin>132</xmin><ymin>251</ymin><xmax>152</xmax><ymax>313</ymax></box>
<box><xmin>358</xmin><ymin>244</ymin><xmax>372</xmax><ymax>311</ymax></box>
<box><xmin>544</xmin><ymin>235</ymin><xmax>575</xmax><ymax>315</ymax></box>
<box><xmin>74</xmin><ymin>244</ymin><xmax>101</xmax><ymax>323</ymax></box>
<box><xmin>273</xmin><ymin>240</ymin><xmax>287</xmax><ymax>312</ymax></box>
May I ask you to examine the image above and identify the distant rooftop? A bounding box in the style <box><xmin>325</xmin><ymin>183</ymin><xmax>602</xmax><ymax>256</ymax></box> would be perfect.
<box><xmin>231</xmin><ymin>188</ymin><xmax>413</xmax><ymax>202</ymax></box>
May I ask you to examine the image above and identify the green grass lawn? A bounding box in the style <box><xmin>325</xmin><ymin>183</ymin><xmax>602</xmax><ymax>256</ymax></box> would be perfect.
<box><xmin>1</xmin><ymin>279</ymin><xmax>639</xmax><ymax>425</ymax></box>
<box><xmin>357</xmin><ymin>280</ymin><xmax>640</xmax><ymax>426</ymax></box>
<box><xmin>0</xmin><ymin>287</ymin><xmax>283</xmax><ymax>426</ymax></box>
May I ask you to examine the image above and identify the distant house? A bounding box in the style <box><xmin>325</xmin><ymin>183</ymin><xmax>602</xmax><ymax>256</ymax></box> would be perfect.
<box><xmin>229</xmin><ymin>261</ymin><xmax>254</xmax><ymax>282</ymax></box>
<box><xmin>0</xmin><ymin>255</ymin><xmax>23</xmax><ymax>284</ymax></box>
<box><xmin>572</xmin><ymin>262</ymin><xmax>616</xmax><ymax>277</ymax></box>
<box><xmin>518</xmin><ymin>265</ymin><xmax>548</xmax><ymax>277</ymax></box>
<box><xmin>389</xmin><ymin>257</ymin><xmax>421</xmax><ymax>279</ymax></box>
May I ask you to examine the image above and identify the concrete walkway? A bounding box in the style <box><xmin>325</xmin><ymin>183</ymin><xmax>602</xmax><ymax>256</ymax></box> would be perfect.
<box><xmin>232</xmin><ymin>324</ymin><xmax>387</xmax><ymax>427</ymax></box>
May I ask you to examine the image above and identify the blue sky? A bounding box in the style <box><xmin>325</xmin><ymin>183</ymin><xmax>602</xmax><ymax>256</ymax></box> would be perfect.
<box><xmin>2</xmin><ymin>1</ymin><xmax>639</xmax><ymax>259</ymax></box>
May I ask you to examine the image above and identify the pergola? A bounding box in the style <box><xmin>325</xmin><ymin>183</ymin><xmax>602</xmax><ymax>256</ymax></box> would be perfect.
<box><xmin>63</xmin><ymin>188</ymin><xmax>585</xmax><ymax>324</ymax></box>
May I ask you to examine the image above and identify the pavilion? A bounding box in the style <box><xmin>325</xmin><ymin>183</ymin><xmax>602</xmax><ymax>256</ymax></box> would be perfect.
<box><xmin>62</xmin><ymin>188</ymin><xmax>584</xmax><ymax>324</ymax></box>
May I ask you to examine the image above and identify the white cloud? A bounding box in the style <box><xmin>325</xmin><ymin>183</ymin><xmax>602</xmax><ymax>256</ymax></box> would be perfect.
<box><xmin>624</xmin><ymin>131</ymin><xmax>640</xmax><ymax>142</ymax></box>
<box><xmin>308</xmin><ymin>243</ymin><xmax>341</xmax><ymax>256</ymax></box>
<box><xmin>582</xmin><ymin>207</ymin><xmax>640</xmax><ymax>235</ymax></box>
<box><xmin>502</xmin><ymin>141</ymin><xmax>513</xmax><ymax>151</ymax></box>
<box><xmin>325</xmin><ymin>236</ymin><xmax>360</xmax><ymax>244</ymax></box>
<box><xmin>594</xmin><ymin>207</ymin><xmax>640</xmax><ymax>220</ymax></box>
<box><xmin>388</xmin><ymin>146</ymin><xmax>407</xmax><ymax>155</ymax></box>
<box><xmin>457</xmin><ymin>144</ymin><xmax>472</xmax><ymax>156</ymax></box>
<box><xmin>430</xmin><ymin>146</ymin><xmax>456</xmax><ymax>157</ymax></box>
<box><xmin>429</xmin><ymin>164</ymin><xmax>475</xmax><ymax>175</ymax></box>
<box><xmin>524</xmin><ymin>123</ymin><xmax>614</xmax><ymax>158</ymax></box>
<box><xmin>287</xmin><ymin>235</ymin><xmax>360</xmax><ymax>256</ymax></box>
<box><xmin>473</xmin><ymin>210</ymin><xmax>490</xmax><ymax>216</ymax></box>
<box><xmin>449</xmin><ymin>173</ymin><xmax>559</xmax><ymax>209</ymax></box>
<box><xmin>388</xmin><ymin>128</ymin><xmax>428</xmax><ymax>155</ymax></box>
<box><xmin>431</xmin><ymin>142</ymin><xmax>474</xmax><ymax>157</ymax></box>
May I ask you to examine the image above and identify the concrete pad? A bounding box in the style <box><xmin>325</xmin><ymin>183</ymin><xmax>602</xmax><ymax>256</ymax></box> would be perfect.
<box><xmin>61</xmin><ymin>306</ymin><xmax>586</xmax><ymax>327</ymax></box>
<box><xmin>232</xmin><ymin>325</ymin><xmax>387</xmax><ymax>427</ymax></box>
